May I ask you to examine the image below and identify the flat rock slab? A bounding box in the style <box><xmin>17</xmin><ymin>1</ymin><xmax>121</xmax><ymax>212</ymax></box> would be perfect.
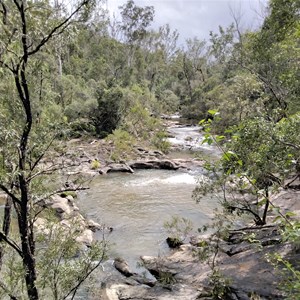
<box><xmin>129</xmin><ymin>159</ymin><xmax>180</xmax><ymax>170</ymax></box>
<box><xmin>99</xmin><ymin>163</ymin><xmax>134</xmax><ymax>174</ymax></box>
<box><xmin>105</xmin><ymin>283</ymin><xmax>201</xmax><ymax>300</ymax></box>
<box><xmin>137</xmin><ymin>231</ymin><xmax>290</xmax><ymax>300</ymax></box>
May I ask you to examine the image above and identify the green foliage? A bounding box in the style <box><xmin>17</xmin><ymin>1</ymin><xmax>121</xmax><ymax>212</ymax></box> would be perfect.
<box><xmin>119</xmin><ymin>0</ymin><xmax>154</xmax><ymax>44</ymax></box>
<box><xmin>0</xmin><ymin>0</ymin><xmax>299</xmax><ymax>297</ymax></box>
<box><xmin>157</xmin><ymin>271</ymin><xmax>177</xmax><ymax>285</ymax></box>
<box><xmin>269</xmin><ymin>252</ymin><xmax>300</xmax><ymax>300</ymax></box>
<box><xmin>223</xmin><ymin>115</ymin><xmax>300</xmax><ymax>185</ymax></box>
<box><xmin>69</xmin><ymin>119</ymin><xmax>96</xmax><ymax>137</ymax></box>
<box><xmin>194</xmin><ymin>215</ymin><xmax>233</xmax><ymax>299</ymax></box>
<box><xmin>163</xmin><ymin>215</ymin><xmax>193</xmax><ymax>244</ymax></box>
<box><xmin>106</xmin><ymin>129</ymin><xmax>136</xmax><ymax>162</ymax></box>
<box><xmin>120</xmin><ymin>86</ymin><xmax>162</xmax><ymax>141</ymax></box>
<box><xmin>35</xmin><ymin>216</ymin><xmax>106</xmax><ymax>300</ymax></box>
<box><xmin>267</xmin><ymin>217</ymin><xmax>300</xmax><ymax>299</ymax></box>
<box><xmin>195</xmin><ymin>113</ymin><xmax>297</xmax><ymax>225</ymax></box>
<box><xmin>0</xmin><ymin>214</ymin><xmax>107</xmax><ymax>300</ymax></box>
<box><xmin>93</xmin><ymin>86</ymin><xmax>124</xmax><ymax>137</ymax></box>
<box><xmin>210</xmin><ymin>24</ymin><xmax>235</xmax><ymax>64</ymax></box>
<box><xmin>151</xmin><ymin>131</ymin><xmax>171</xmax><ymax>153</ymax></box>
<box><xmin>159</xmin><ymin>89</ymin><xmax>180</xmax><ymax>113</ymax></box>
<box><xmin>207</xmin><ymin>269</ymin><xmax>232</xmax><ymax>300</ymax></box>
<box><xmin>90</xmin><ymin>159</ymin><xmax>101</xmax><ymax>170</ymax></box>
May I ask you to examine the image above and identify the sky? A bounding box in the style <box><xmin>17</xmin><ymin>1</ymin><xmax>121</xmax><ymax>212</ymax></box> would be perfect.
<box><xmin>104</xmin><ymin>0</ymin><xmax>268</xmax><ymax>45</ymax></box>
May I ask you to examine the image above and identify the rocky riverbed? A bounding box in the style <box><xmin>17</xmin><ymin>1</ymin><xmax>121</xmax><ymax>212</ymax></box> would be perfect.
<box><xmin>96</xmin><ymin>189</ymin><xmax>300</xmax><ymax>300</ymax></box>
<box><xmin>50</xmin><ymin>139</ymin><xmax>299</xmax><ymax>300</ymax></box>
<box><xmin>27</xmin><ymin>119</ymin><xmax>300</xmax><ymax>299</ymax></box>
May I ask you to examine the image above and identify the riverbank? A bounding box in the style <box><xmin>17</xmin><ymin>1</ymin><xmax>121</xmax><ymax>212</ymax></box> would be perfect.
<box><xmin>96</xmin><ymin>188</ymin><xmax>300</xmax><ymax>300</ymax></box>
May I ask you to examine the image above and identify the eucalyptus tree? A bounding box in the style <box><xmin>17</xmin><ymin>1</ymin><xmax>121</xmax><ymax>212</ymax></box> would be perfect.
<box><xmin>0</xmin><ymin>1</ymin><xmax>106</xmax><ymax>299</ymax></box>
<box><xmin>118</xmin><ymin>0</ymin><xmax>154</xmax><ymax>68</ymax></box>
<box><xmin>118</xmin><ymin>0</ymin><xmax>154</xmax><ymax>45</ymax></box>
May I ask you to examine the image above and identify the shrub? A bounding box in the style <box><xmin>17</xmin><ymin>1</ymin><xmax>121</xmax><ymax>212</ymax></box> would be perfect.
<box><xmin>106</xmin><ymin>129</ymin><xmax>136</xmax><ymax>162</ymax></box>
<box><xmin>90</xmin><ymin>159</ymin><xmax>101</xmax><ymax>170</ymax></box>
<box><xmin>151</xmin><ymin>131</ymin><xmax>171</xmax><ymax>153</ymax></box>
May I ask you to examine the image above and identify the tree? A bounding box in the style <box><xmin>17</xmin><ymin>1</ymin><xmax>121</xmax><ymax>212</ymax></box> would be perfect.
<box><xmin>227</xmin><ymin>0</ymin><xmax>300</xmax><ymax>122</ymax></box>
<box><xmin>195</xmin><ymin>106</ymin><xmax>300</xmax><ymax>226</ymax></box>
<box><xmin>118</xmin><ymin>0</ymin><xmax>154</xmax><ymax>68</ymax></box>
<box><xmin>118</xmin><ymin>0</ymin><xmax>154</xmax><ymax>45</ymax></box>
<box><xmin>92</xmin><ymin>85</ymin><xmax>124</xmax><ymax>137</ymax></box>
<box><xmin>0</xmin><ymin>1</ymin><xmax>105</xmax><ymax>299</ymax></box>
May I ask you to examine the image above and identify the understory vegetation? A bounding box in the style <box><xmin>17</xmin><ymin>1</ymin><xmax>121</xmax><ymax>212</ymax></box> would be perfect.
<box><xmin>0</xmin><ymin>0</ymin><xmax>299</xmax><ymax>299</ymax></box>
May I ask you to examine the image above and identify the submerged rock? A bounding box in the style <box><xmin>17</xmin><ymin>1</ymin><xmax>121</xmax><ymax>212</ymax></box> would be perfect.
<box><xmin>166</xmin><ymin>237</ymin><xmax>183</xmax><ymax>248</ymax></box>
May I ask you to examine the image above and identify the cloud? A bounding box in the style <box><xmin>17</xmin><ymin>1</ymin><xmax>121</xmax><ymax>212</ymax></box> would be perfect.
<box><xmin>106</xmin><ymin>0</ymin><xmax>268</xmax><ymax>45</ymax></box>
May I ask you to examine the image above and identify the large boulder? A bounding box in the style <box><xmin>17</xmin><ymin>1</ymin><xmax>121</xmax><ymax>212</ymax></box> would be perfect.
<box><xmin>105</xmin><ymin>283</ymin><xmax>200</xmax><ymax>300</ymax></box>
<box><xmin>34</xmin><ymin>194</ymin><xmax>105</xmax><ymax>247</ymax></box>
<box><xmin>129</xmin><ymin>159</ymin><xmax>180</xmax><ymax>170</ymax></box>
<box><xmin>86</xmin><ymin>219</ymin><xmax>103</xmax><ymax>232</ymax></box>
<box><xmin>49</xmin><ymin>195</ymin><xmax>72</xmax><ymax>216</ymax></box>
<box><xmin>75</xmin><ymin>229</ymin><xmax>94</xmax><ymax>246</ymax></box>
<box><xmin>113</xmin><ymin>257</ymin><xmax>135</xmax><ymax>277</ymax></box>
<box><xmin>99</xmin><ymin>163</ymin><xmax>134</xmax><ymax>175</ymax></box>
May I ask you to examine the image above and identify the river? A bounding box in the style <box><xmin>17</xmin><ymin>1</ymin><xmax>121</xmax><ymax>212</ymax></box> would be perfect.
<box><xmin>77</xmin><ymin>120</ymin><xmax>220</xmax><ymax>274</ymax></box>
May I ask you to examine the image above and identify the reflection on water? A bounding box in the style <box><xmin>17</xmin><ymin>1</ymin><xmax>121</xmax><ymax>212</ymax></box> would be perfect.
<box><xmin>77</xmin><ymin>169</ymin><xmax>219</xmax><ymax>271</ymax></box>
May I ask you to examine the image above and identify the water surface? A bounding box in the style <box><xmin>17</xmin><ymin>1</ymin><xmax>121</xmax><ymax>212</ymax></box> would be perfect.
<box><xmin>78</xmin><ymin>169</ymin><xmax>219</xmax><ymax>270</ymax></box>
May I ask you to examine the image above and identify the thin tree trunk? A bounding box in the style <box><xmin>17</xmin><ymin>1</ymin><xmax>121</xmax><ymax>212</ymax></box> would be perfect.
<box><xmin>262</xmin><ymin>187</ymin><xmax>270</xmax><ymax>225</ymax></box>
<box><xmin>0</xmin><ymin>196</ymin><xmax>12</xmax><ymax>269</ymax></box>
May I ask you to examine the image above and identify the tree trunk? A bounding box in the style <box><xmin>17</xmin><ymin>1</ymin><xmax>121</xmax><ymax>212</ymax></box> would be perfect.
<box><xmin>262</xmin><ymin>187</ymin><xmax>270</xmax><ymax>225</ymax></box>
<box><xmin>0</xmin><ymin>196</ymin><xmax>12</xmax><ymax>269</ymax></box>
<box><xmin>16</xmin><ymin>185</ymin><xmax>39</xmax><ymax>300</ymax></box>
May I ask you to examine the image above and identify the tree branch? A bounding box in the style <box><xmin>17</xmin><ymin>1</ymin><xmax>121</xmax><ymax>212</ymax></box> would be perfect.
<box><xmin>27</xmin><ymin>159</ymin><xmax>90</xmax><ymax>183</ymax></box>
<box><xmin>29</xmin><ymin>135</ymin><xmax>56</xmax><ymax>173</ymax></box>
<box><xmin>0</xmin><ymin>184</ymin><xmax>21</xmax><ymax>205</ymax></box>
<box><xmin>0</xmin><ymin>231</ymin><xmax>22</xmax><ymax>257</ymax></box>
<box><xmin>0</xmin><ymin>279</ymin><xmax>20</xmax><ymax>300</ymax></box>
<box><xmin>63</xmin><ymin>239</ymin><xmax>108</xmax><ymax>300</ymax></box>
<box><xmin>33</xmin><ymin>186</ymin><xmax>89</xmax><ymax>207</ymax></box>
<box><xmin>27</xmin><ymin>0</ymin><xmax>89</xmax><ymax>57</ymax></box>
<box><xmin>228</xmin><ymin>205</ymin><xmax>263</xmax><ymax>225</ymax></box>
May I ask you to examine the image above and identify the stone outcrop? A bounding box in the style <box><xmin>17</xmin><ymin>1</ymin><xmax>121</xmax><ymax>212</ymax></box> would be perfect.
<box><xmin>99</xmin><ymin>163</ymin><xmax>134</xmax><ymax>175</ymax></box>
<box><xmin>100</xmin><ymin>224</ymin><xmax>297</xmax><ymax>300</ymax></box>
<box><xmin>98</xmin><ymin>159</ymin><xmax>183</xmax><ymax>175</ymax></box>
<box><xmin>34</xmin><ymin>193</ymin><xmax>104</xmax><ymax>247</ymax></box>
<box><xmin>129</xmin><ymin>159</ymin><xmax>180</xmax><ymax>170</ymax></box>
<box><xmin>114</xmin><ymin>257</ymin><xmax>136</xmax><ymax>277</ymax></box>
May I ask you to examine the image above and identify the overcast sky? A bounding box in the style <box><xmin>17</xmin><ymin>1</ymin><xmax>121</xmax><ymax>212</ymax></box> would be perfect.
<box><xmin>105</xmin><ymin>0</ymin><xmax>268</xmax><ymax>45</ymax></box>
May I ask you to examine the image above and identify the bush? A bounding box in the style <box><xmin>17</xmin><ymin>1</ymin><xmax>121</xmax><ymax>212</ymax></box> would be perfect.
<box><xmin>151</xmin><ymin>131</ymin><xmax>171</xmax><ymax>153</ymax></box>
<box><xmin>164</xmin><ymin>216</ymin><xmax>193</xmax><ymax>244</ymax></box>
<box><xmin>69</xmin><ymin>119</ymin><xmax>96</xmax><ymax>137</ymax></box>
<box><xmin>106</xmin><ymin>129</ymin><xmax>136</xmax><ymax>162</ymax></box>
<box><xmin>90</xmin><ymin>159</ymin><xmax>101</xmax><ymax>170</ymax></box>
<box><xmin>93</xmin><ymin>86</ymin><xmax>124</xmax><ymax>137</ymax></box>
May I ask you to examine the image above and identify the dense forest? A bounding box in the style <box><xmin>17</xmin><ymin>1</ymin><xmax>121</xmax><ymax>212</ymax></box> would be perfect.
<box><xmin>0</xmin><ymin>0</ymin><xmax>299</xmax><ymax>299</ymax></box>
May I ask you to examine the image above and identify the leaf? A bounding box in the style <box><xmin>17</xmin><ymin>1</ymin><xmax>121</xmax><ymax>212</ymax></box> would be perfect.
<box><xmin>258</xmin><ymin>198</ymin><xmax>267</xmax><ymax>206</ymax></box>
<box><xmin>237</xmin><ymin>160</ymin><xmax>243</xmax><ymax>166</ymax></box>
<box><xmin>285</xmin><ymin>212</ymin><xmax>297</xmax><ymax>218</ymax></box>
<box><xmin>208</xmin><ymin>109</ymin><xmax>218</xmax><ymax>116</ymax></box>
<box><xmin>215</xmin><ymin>135</ymin><xmax>225</xmax><ymax>142</ymax></box>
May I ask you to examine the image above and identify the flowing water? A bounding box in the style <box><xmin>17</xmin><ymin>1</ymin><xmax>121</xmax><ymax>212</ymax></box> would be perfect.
<box><xmin>77</xmin><ymin>121</ymin><xmax>220</xmax><ymax>273</ymax></box>
<box><xmin>77</xmin><ymin>169</ymin><xmax>219</xmax><ymax>271</ymax></box>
